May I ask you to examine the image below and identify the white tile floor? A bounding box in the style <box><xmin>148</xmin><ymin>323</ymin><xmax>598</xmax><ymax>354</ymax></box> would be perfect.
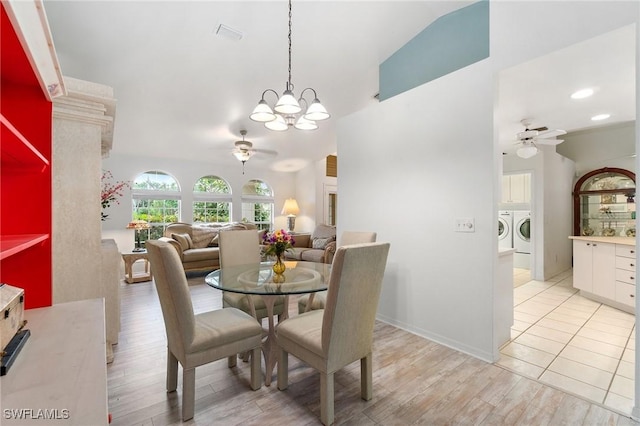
<box><xmin>497</xmin><ymin>269</ymin><xmax>636</xmax><ymax>416</ymax></box>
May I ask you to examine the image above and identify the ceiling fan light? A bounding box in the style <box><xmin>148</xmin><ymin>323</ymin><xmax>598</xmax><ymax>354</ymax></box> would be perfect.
<box><xmin>294</xmin><ymin>115</ymin><xmax>318</xmax><ymax>130</ymax></box>
<box><xmin>233</xmin><ymin>151</ymin><xmax>251</xmax><ymax>162</ymax></box>
<box><xmin>274</xmin><ymin>89</ymin><xmax>301</xmax><ymax>114</ymax></box>
<box><xmin>517</xmin><ymin>145</ymin><xmax>538</xmax><ymax>159</ymax></box>
<box><xmin>250</xmin><ymin>100</ymin><xmax>276</xmax><ymax>122</ymax></box>
<box><xmin>303</xmin><ymin>98</ymin><xmax>330</xmax><ymax>121</ymax></box>
<box><xmin>265</xmin><ymin>114</ymin><xmax>289</xmax><ymax>131</ymax></box>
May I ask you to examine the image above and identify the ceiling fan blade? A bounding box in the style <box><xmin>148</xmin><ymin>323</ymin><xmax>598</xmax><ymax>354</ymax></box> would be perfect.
<box><xmin>254</xmin><ymin>148</ymin><xmax>278</xmax><ymax>157</ymax></box>
<box><xmin>538</xmin><ymin>129</ymin><xmax>566</xmax><ymax>138</ymax></box>
<box><xmin>531</xmin><ymin>126</ymin><xmax>548</xmax><ymax>132</ymax></box>
<box><xmin>535</xmin><ymin>138</ymin><xmax>564</xmax><ymax>146</ymax></box>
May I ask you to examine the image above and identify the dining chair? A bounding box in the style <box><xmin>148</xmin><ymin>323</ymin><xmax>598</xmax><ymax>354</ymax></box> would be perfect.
<box><xmin>218</xmin><ymin>229</ymin><xmax>286</xmax><ymax>321</ymax></box>
<box><xmin>276</xmin><ymin>242</ymin><xmax>390</xmax><ymax>426</ymax></box>
<box><xmin>146</xmin><ymin>240</ymin><xmax>263</xmax><ymax>421</ymax></box>
<box><xmin>298</xmin><ymin>231</ymin><xmax>377</xmax><ymax>314</ymax></box>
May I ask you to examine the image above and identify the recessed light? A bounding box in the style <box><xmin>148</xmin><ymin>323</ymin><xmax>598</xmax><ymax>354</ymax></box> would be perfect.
<box><xmin>571</xmin><ymin>88</ymin><xmax>594</xmax><ymax>99</ymax></box>
<box><xmin>591</xmin><ymin>113</ymin><xmax>611</xmax><ymax>121</ymax></box>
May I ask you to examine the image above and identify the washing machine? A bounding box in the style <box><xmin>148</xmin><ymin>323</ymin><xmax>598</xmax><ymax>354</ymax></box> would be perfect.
<box><xmin>513</xmin><ymin>210</ymin><xmax>531</xmax><ymax>254</ymax></box>
<box><xmin>498</xmin><ymin>210</ymin><xmax>513</xmax><ymax>249</ymax></box>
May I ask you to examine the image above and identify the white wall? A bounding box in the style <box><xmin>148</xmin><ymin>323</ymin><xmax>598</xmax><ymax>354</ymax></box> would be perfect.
<box><xmin>339</xmin><ymin>60</ymin><xmax>496</xmax><ymax>360</ymax></box>
<box><xmin>338</xmin><ymin>1</ymin><xmax>639</xmax><ymax>362</ymax></box>
<box><xmin>541</xmin><ymin>149</ymin><xmax>576</xmax><ymax>280</ymax></box>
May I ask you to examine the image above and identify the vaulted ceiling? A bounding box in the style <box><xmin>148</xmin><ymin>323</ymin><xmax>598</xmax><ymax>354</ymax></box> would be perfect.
<box><xmin>44</xmin><ymin>2</ymin><xmax>635</xmax><ymax>171</ymax></box>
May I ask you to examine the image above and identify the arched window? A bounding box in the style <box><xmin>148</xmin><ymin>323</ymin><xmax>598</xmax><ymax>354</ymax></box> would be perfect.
<box><xmin>241</xmin><ymin>179</ymin><xmax>273</xmax><ymax>231</ymax></box>
<box><xmin>193</xmin><ymin>175</ymin><xmax>231</xmax><ymax>223</ymax></box>
<box><xmin>132</xmin><ymin>171</ymin><xmax>181</xmax><ymax>242</ymax></box>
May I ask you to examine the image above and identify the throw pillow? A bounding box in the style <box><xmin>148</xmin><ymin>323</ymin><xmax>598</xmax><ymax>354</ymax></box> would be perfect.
<box><xmin>312</xmin><ymin>235</ymin><xmax>335</xmax><ymax>250</ymax></box>
<box><xmin>191</xmin><ymin>226</ymin><xmax>218</xmax><ymax>248</ymax></box>
<box><xmin>311</xmin><ymin>224</ymin><xmax>336</xmax><ymax>241</ymax></box>
<box><xmin>171</xmin><ymin>233</ymin><xmax>192</xmax><ymax>251</ymax></box>
<box><xmin>208</xmin><ymin>234</ymin><xmax>219</xmax><ymax>247</ymax></box>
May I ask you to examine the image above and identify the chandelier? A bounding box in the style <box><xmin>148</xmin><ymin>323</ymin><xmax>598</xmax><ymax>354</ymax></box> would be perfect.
<box><xmin>250</xmin><ymin>0</ymin><xmax>330</xmax><ymax>131</ymax></box>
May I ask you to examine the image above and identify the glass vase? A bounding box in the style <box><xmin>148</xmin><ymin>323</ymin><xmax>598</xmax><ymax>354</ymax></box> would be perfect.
<box><xmin>272</xmin><ymin>253</ymin><xmax>286</xmax><ymax>282</ymax></box>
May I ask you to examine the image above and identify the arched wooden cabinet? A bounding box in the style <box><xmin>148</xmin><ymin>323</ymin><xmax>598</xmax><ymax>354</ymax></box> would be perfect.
<box><xmin>573</xmin><ymin>167</ymin><xmax>636</xmax><ymax>237</ymax></box>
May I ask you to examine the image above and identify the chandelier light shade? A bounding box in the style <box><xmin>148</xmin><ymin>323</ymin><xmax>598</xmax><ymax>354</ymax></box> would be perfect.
<box><xmin>265</xmin><ymin>114</ymin><xmax>289</xmax><ymax>131</ymax></box>
<box><xmin>250</xmin><ymin>0</ymin><xmax>330</xmax><ymax>131</ymax></box>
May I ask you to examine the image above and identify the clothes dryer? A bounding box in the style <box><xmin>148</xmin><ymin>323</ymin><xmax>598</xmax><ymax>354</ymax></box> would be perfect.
<box><xmin>498</xmin><ymin>210</ymin><xmax>513</xmax><ymax>249</ymax></box>
<box><xmin>513</xmin><ymin>210</ymin><xmax>531</xmax><ymax>254</ymax></box>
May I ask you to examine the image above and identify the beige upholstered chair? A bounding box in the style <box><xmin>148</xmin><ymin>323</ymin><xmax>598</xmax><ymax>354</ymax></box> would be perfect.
<box><xmin>146</xmin><ymin>240</ymin><xmax>263</xmax><ymax>421</ymax></box>
<box><xmin>277</xmin><ymin>242</ymin><xmax>390</xmax><ymax>426</ymax></box>
<box><xmin>218</xmin><ymin>229</ymin><xmax>286</xmax><ymax>320</ymax></box>
<box><xmin>298</xmin><ymin>231</ymin><xmax>377</xmax><ymax>314</ymax></box>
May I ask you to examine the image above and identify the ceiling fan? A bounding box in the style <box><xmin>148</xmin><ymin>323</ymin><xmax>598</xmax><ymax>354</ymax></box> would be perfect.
<box><xmin>515</xmin><ymin>119</ymin><xmax>567</xmax><ymax>159</ymax></box>
<box><xmin>231</xmin><ymin>130</ymin><xmax>277</xmax><ymax>174</ymax></box>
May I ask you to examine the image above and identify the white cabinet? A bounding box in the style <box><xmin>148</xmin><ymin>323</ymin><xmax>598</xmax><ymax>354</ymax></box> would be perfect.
<box><xmin>571</xmin><ymin>237</ymin><xmax>636</xmax><ymax>312</ymax></box>
<box><xmin>615</xmin><ymin>245</ymin><xmax>636</xmax><ymax>308</ymax></box>
<box><xmin>502</xmin><ymin>173</ymin><xmax>531</xmax><ymax>204</ymax></box>
<box><xmin>572</xmin><ymin>240</ymin><xmax>615</xmax><ymax>297</ymax></box>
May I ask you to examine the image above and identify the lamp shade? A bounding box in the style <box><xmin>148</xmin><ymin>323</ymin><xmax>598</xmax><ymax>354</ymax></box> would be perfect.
<box><xmin>274</xmin><ymin>89</ymin><xmax>301</xmax><ymax>114</ymax></box>
<box><xmin>126</xmin><ymin>220</ymin><xmax>150</xmax><ymax>230</ymax></box>
<box><xmin>265</xmin><ymin>114</ymin><xmax>289</xmax><ymax>131</ymax></box>
<box><xmin>250</xmin><ymin>100</ymin><xmax>276</xmax><ymax>122</ymax></box>
<box><xmin>516</xmin><ymin>145</ymin><xmax>538</xmax><ymax>159</ymax></box>
<box><xmin>294</xmin><ymin>115</ymin><xmax>318</xmax><ymax>130</ymax></box>
<box><xmin>281</xmin><ymin>198</ymin><xmax>300</xmax><ymax>216</ymax></box>
<box><xmin>304</xmin><ymin>98</ymin><xmax>330</xmax><ymax>121</ymax></box>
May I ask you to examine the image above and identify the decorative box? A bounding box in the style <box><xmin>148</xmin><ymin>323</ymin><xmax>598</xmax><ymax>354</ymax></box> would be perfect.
<box><xmin>0</xmin><ymin>283</ymin><xmax>25</xmax><ymax>351</ymax></box>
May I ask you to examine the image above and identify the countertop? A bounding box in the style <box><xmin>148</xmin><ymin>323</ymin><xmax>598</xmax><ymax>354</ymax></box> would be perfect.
<box><xmin>569</xmin><ymin>236</ymin><xmax>636</xmax><ymax>246</ymax></box>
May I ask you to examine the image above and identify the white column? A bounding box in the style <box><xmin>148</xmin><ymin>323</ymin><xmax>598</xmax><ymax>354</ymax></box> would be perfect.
<box><xmin>52</xmin><ymin>76</ymin><xmax>119</xmax><ymax>361</ymax></box>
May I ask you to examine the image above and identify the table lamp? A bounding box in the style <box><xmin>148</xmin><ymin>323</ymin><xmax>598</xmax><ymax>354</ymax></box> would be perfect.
<box><xmin>281</xmin><ymin>198</ymin><xmax>300</xmax><ymax>233</ymax></box>
<box><xmin>126</xmin><ymin>220</ymin><xmax>151</xmax><ymax>252</ymax></box>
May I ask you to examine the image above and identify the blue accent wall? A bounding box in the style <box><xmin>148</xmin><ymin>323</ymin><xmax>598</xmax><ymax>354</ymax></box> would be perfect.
<box><xmin>379</xmin><ymin>0</ymin><xmax>489</xmax><ymax>101</ymax></box>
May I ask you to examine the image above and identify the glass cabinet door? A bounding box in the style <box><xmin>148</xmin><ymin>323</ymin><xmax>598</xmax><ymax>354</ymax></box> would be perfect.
<box><xmin>573</xmin><ymin>168</ymin><xmax>635</xmax><ymax>237</ymax></box>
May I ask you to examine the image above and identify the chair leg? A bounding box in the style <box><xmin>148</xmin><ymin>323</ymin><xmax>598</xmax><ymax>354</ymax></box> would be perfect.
<box><xmin>361</xmin><ymin>353</ymin><xmax>372</xmax><ymax>400</ymax></box>
<box><xmin>277</xmin><ymin>348</ymin><xmax>288</xmax><ymax>390</ymax></box>
<box><xmin>228</xmin><ymin>355</ymin><xmax>237</xmax><ymax>368</ymax></box>
<box><xmin>166</xmin><ymin>349</ymin><xmax>178</xmax><ymax>393</ymax></box>
<box><xmin>250</xmin><ymin>347</ymin><xmax>262</xmax><ymax>390</ymax></box>
<box><xmin>320</xmin><ymin>372</ymin><xmax>334</xmax><ymax>426</ymax></box>
<box><xmin>182</xmin><ymin>367</ymin><xmax>195</xmax><ymax>421</ymax></box>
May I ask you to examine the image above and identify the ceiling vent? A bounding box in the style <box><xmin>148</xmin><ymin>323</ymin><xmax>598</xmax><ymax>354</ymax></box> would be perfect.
<box><xmin>215</xmin><ymin>24</ymin><xmax>243</xmax><ymax>41</ymax></box>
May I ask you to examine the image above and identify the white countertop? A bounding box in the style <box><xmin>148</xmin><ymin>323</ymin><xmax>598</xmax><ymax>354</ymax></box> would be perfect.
<box><xmin>0</xmin><ymin>299</ymin><xmax>108</xmax><ymax>425</ymax></box>
<box><xmin>569</xmin><ymin>236</ymin><xmax>636</xmax><ymax>246</ymax></box>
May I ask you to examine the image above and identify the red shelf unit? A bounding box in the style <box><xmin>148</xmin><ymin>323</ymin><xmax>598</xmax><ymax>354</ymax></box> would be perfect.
<box><xmin>1</xmin><ymin>3</ymin><xmax>53</xmax><ymax>309</ymax></box>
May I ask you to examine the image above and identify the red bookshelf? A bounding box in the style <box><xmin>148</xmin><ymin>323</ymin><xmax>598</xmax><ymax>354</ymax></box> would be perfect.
<box><xmin>0</xmin><ymin>3</ymin><xmax>53</xmax><ymax>309</ymax></box>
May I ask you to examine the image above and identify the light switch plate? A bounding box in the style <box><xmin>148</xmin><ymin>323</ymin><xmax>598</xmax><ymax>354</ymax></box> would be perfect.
<box><xmin>455</xmin><ymin>218</ymin><xmax>475</xmax><ymax>232</ymax></box>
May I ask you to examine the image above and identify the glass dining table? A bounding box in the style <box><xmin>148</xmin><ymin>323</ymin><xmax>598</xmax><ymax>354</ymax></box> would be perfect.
<box><xmin>205</xmin><ymin>260</ymin><xmax>330</xmax><ymax>386</ymax></box>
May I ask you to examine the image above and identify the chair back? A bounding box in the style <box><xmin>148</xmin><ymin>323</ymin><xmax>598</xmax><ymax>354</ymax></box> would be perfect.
<box><xmin>339</xmin><ymin>231</ymin><xmax>377</xmax><ymax>246</ymax></box>
<box><xmin>146</xmin><ymin>240</ymin><xmax>196</xmax><ymax>359</ymax></box>
<box><xmin>321</xmin><ymin>242</ymin><xmax>390</xmax><ymax>368</ymax></box>
<box><xmin>218</xmin><ymin>229</ymin><xmax>261</xmax><ymax>268</ymax></box>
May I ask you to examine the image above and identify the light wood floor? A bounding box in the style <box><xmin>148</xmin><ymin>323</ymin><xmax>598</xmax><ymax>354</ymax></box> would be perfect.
<box><xmin>108</xmin><ymin>273</ymin><xmax>640</xmax><ymax>425</ymax></box>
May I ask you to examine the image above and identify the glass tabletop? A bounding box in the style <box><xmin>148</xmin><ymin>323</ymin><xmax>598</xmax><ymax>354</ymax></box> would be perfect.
<box><xmin>205</xmin><ymin>261</ymin><xmax>330</xmax><ymax>295</ymax></box>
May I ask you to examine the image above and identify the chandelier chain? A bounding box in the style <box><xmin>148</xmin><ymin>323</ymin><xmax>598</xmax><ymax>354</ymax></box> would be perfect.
<box><xmin>287</xmin><ymin>0</ymin><xmax>292</xmax><ymax>89</ymax></box>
